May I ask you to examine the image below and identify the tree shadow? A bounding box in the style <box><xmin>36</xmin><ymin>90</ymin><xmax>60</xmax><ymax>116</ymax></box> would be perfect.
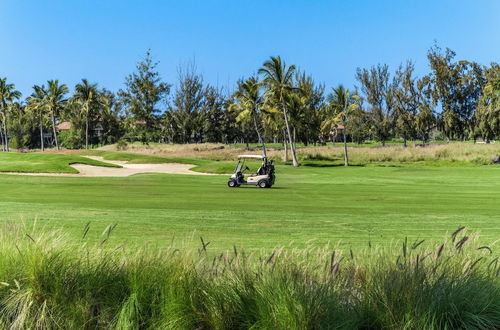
<box><xmin>302</xmin><ymin>163</ymin><xmax>365</xmax><ymax>168</ymax></box>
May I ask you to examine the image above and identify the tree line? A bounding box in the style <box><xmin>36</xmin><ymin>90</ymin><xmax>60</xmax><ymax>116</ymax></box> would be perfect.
<box><xmin>1</xmin><ymin>45</ymin><xmax>499</xmax><ymax>165</ymax></box>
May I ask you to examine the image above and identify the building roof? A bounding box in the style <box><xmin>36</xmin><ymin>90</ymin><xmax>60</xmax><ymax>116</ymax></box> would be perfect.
<box><xmin>329</xmin><ymin>125</ymin><xmax>345</xmax><ymax>135</ymax></box>
<box><xmin>56</xmin><ymin>121</ymin><xmax>72</xmax><ymax>131</ymax></box>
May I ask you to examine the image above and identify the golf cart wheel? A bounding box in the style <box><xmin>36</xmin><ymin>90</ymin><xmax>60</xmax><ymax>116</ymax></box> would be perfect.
<box><xmin>228</xmin><ymin>180</ymin><xmax>238</xmax><ymax>188</ymax></box>
<box><xmin>258</xmin><ymin>180</ymin><xmax>268</xmax><ymax>188</ymax></box>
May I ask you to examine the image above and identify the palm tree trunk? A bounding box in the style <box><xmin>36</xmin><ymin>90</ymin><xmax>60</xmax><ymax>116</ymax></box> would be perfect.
<box><xmin>283</xmin><ymin>130</ymin><xmax>288</xmax><ymax>162</ymax></box>
<box><xmin>281</xmin><ymin>103</ymin><xmax>299</xmax><ymax>167</ymax></box>
<box><xmin>252</xmin><ymin>111</ymin><xmax>267</xmax><ymax>158</ymax></box>
<box><xmin>3</xmin><ymin>118</ymin><xmax>8</xmax><ymax>152</ymax></box>
<box><xmin>51</xmin><ymin>112</ymin><xmax>59</xmax><ymax>150</ymax></box>
<box><xmin>293</xmin><ymin>126</ymin><xmax>297</xmax><ymax>152</ymax></box>
<box><xmin>343</xmin><ymin>128</ymin><xmax>349</xmax><ymax>166</ymax></box>
<box><xmin>39</xmin><ymin>115</ymin><xmax>44</xmax><ymax>151</ymax></box>
<box><xmin>85</xmin><ymin>114</ymin><xmax>89</xmax><ymax>150</ymax></box>
<box><xmin>2</xmin><ymin>109</ymin><xmax>9</xmax><ymax>152</ymax></box>
<box><xmin>0</xmin><ymin>121</ymin><xmax>4</xmax><ymax>152</ymax></box>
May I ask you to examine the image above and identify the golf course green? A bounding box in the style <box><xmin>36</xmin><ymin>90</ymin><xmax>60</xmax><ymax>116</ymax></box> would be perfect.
<box><xmin>1</xmin><ymin>151</ymin><xmax>499</xmax><ymax>250</ymax></box>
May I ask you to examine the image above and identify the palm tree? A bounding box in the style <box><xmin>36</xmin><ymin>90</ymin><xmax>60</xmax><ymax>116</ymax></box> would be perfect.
<box><xmin>230</xmin><ymin>77</ymin><xmax>267</xmax><ymax>157</ymax></box>
<box><xmin>0</xmin><ymin>78</ymin><xmax>22</xmax><ymax>151</ymax></box>
<box><xmin>258</xmin><ymin>56</ymin><xmax>300</xmax><ymax>167</ymax></box>
<box><xmin>283</xmin><ymin>91</ymin><xmax>308</xmax><ymax>153</ymax></box>
<box><xmin>72</xmin><ymin>79</ymin><xmax>107</xmax><ymax>149</ymax></box>
<box><xmin>26</xmin><ymin>85</ymin><xmax>48</xmax><ymax>151</ymax></box>
<box><xmin>46</xmin><ymin>80</ymin><xmax>68</xmax><ymax>150</ymax></box>
<box><xmin>323</xmin><ymin>85</ymin><xmax>360</xmax><ymax>166</ymax></box>
<box><xmin>295</xmin><ymin>72</ymin><xmax>325</xmax><ymax>147</ymax></box>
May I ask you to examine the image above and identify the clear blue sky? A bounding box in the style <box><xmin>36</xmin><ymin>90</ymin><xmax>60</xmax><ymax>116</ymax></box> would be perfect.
<box><xmin>1</xmin><ymin>0</ymin><xmax>499</xmax><ymax>97</ymax></box>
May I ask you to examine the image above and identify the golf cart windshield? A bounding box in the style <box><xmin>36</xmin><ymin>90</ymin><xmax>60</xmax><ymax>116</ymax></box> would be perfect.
<box><xmin>235</xmin><ymin>161</ymin><xmax>244</xmax><ymax>173</ymax></box>
<box><xmin>235</xmin><ymin>155</ymin><xmax>264</xmax><ymax>174</ymax></box>
<box><xmin>235</xmin><ymin>156</ymin><xmax>265</xmax><ymax>174</ymax></box>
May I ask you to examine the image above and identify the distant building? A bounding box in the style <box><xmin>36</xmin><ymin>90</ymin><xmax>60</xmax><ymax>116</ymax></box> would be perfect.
<box><xmin>56</xmin><ymin>121</ymin><xmax>72</xmax><ymax>131</ymax></box>
<box><xmin>93</xmin><ymin>123</ymin><xmax>104</xmax><ymax>137</ymax></box>
<box><xmin>329</xmin><ymin>124</ymin><xmax>345</xmax><ymax>142</ymax></box>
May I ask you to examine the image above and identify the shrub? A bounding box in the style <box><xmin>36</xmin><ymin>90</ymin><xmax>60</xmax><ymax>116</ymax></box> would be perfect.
<box><xmin>58</xmin><ymin>129</ymin><xmax>84</xmax><ymax>149</ymax></box>
<box><xmin>116</xmin><ymin>139</ymin><xmax>128</xmax><ymax>151</ymax></box>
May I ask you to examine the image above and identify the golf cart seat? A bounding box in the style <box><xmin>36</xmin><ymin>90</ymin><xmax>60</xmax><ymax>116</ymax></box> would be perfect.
<box><xmin>249</xmin><ymin>168</ymin><xmax>263</xmax><ymax>177</ymax></box>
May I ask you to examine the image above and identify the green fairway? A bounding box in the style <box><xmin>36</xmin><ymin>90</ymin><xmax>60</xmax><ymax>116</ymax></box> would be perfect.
<box><xmin>0</xmin><ymin>152</ymin><xmax>120</xmax><ymax>173</ymax></box>
<box><xmin>0</xmin><ymin>154</ymin><xmax>499</xmax><ymax>250</ymax></box>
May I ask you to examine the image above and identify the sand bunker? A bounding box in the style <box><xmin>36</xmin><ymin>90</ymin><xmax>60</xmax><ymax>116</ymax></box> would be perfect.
<box><xmin>1</xmin><ymin>156</ymin><xmax>213</xmax><ymax>177</ymax></box>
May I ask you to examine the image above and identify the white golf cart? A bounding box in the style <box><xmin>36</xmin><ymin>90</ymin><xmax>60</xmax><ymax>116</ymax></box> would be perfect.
<box><xmin>227</xmin><ymin>155</ymin><xmax>275</xmax><ymax>188</ymax></box>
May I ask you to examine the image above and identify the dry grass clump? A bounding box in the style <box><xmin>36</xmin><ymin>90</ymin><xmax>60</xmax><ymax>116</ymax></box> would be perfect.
<box><xmin>99</xmin><ymin>142</ymin><xmax>500</xmax><ymax>165</ymax></box>
<box><xmin>0</xmin><ymin>223</ymin><xmax>498</xmax><ymax>329</ymax></box>
<box><xmin>299</xmin><ymin>143</ymin><xmax>500</xmax><ymax>164</ymax></box>
<box><xmin>101</xmin><ymin>142</ymin><xmax>245</xmax><ymax>161</ymax></box>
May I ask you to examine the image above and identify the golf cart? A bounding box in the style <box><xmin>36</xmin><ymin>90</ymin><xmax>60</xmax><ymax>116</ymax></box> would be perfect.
<box><xmin>228</xmin><ymin>155</ymin><xmax>275</xmax><ymax>188</ymax></box>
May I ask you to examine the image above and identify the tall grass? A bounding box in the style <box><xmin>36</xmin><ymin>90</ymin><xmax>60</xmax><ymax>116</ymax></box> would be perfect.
<box><xmin>299</xmin><ymin>143</ymin><xmax>500</xmax><ymax>166</ymax></box>
<box><xmin>0</xmin><ymin>224</ymin><xmax>498</xmax><ymax>329</ymax></box>
<box><xmin>99</xmin><ymin>142</ymin><xmax>500</xmax><ymax>166</ymax></box>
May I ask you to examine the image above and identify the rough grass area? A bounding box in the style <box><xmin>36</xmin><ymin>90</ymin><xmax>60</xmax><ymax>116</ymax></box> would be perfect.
<box><xmin>0</xmin><ymin>226</ymin><xmax>498</xmax><ymax>329</ymax></box>
<box><xmin>0</xmin><ymin>152</ymin><xmax>120</xmax><ymax>174</ymax></box>
<box><xmin>99</xmin><ymin>141</ymin><xmax>500</xmax><ymax>165</ymax></box>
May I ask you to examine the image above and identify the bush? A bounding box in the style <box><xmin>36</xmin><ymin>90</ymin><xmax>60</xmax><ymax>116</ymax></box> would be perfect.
<box><xmin>116</xmin><ymin>139</ymin><xmax>128</xmax><ymax>151</ymax></box>
<box><xmin>7</xmin><ymin>135</ymin><xmax>24</xmax><ymax>149</ymax></box>
<box><xmin>58</xmin><ymin>129</ymin><xmax>84</xmax><ymax>149</ymax></box>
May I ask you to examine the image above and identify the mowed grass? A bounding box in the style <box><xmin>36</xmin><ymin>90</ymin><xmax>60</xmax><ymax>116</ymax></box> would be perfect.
<box><xmin>0</xmin><ymin>151</ymin><xmax>499</xmax><ymax>250</ymax></box>
<box><xmin>0</xmin><ymin>152</ymin><xmax>120</xmax><ymax>173</ymax></box>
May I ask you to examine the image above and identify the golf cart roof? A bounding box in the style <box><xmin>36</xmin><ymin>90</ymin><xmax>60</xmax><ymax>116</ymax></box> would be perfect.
<box><xmin>238</xmin><ymin>155</ymin><xmax>264</xmax><ymax>159</ymax></box>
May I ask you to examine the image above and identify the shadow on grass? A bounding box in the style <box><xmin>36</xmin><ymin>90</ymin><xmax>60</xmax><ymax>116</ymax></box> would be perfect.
<box><xmin>302</xmin><ymin>162</ymin><xmax>365</xmax><ymax>168</ymax></box>
<box><xmin>231</xmin><ymin>186</ymin><xmax>287</xmax><ymax>190</ymax></box>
